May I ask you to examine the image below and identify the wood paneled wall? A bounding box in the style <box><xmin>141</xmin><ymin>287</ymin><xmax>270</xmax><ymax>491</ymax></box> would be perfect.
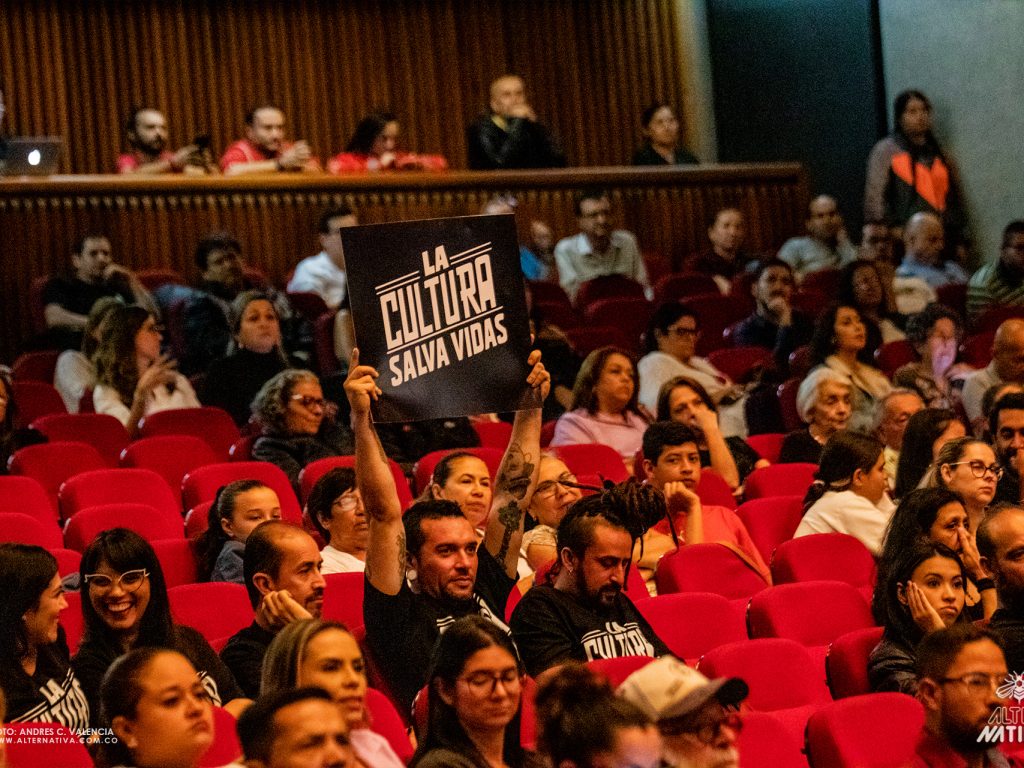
<box><xmin>0</xmin><ymin>164</ymin><xmax>808</xmax><ymax>362</ymax></box>
<box><xmin>0</xmin><ymin>0</ymin><xmax>694</xmax><ymax>173</ymax></box>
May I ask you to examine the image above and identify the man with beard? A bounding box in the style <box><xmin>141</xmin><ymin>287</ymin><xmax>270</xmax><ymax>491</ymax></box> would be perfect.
<box><xmin>618</xmin><ymin>656</ymin><xmax>749</xmax><ymax>768</ymax></box>
<box><xmin>913</xmin><ymin>624</ymin><xmax>1015</xmax><ymax>767</ymax></box>
<box><xmin>345</xmin><ymin>348</ymin><xmax>549</xmax><ymax>712</ymax></box>
<box><xmin>220</xmin><ymin>104</ymin><xmax>319</xmax><ymax>175</ymax></box>
<box><xmin>991</xmin><ymin>394</ymin><xmax>1024</xmax><ymax>506</ymax></box>
<box><xmin>554</xmin><ymin>189</ymin><xmax>648</xmax><ymax>304</ymax></box>
<box><xmin>731</xmin><ymin>258</ymin><xmax>814</xmax><ymax>375</ymax></box>
<box><xmin>509</xmin><ymin>487</ymin><xmax>671</xmax><ymax>677</ymax></box>
<box><xmin>220</xmin><ymin>521</ymin><xmax>326</xmax><ymax>698</ymax></box>
<box><xmin>978</xmin><ymin>505</ymin><xmax>1024</xmax><ymax>675</ymax></box>
<box><xmin>778</xmin><ymin>195</ymin><xmax>858</xmax><ymax>281</ymax></box>
<box><xmin>116</xmin><ymin>107</ymin><xmax>215</xmax><ymax>174</ymax></box>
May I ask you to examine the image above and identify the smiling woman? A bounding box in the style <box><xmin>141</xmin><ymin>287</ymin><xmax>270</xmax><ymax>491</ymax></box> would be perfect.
<box><xmin>0</xmin><ymin>544</ymin><xmax>89</xmax><ymax>732</ymax></box>
<box><xmin>72</xmin><ymin>528</ymin><xmax>245</xmax><ymax>727</ymax></box>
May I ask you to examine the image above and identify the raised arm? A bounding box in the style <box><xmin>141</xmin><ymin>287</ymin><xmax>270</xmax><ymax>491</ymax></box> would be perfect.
<box><xmin>344</xmin><ymin>349</ymin><xmax>406</xmax><ymax>596</ymax></box>
<box><xmin>483</xmin><ymin>350</ymin><xmax>550</xmax><ymax>578</ymax></box>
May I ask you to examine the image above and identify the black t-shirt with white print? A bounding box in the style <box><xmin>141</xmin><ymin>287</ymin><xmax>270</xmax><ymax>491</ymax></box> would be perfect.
<box><xmin>363</xmin><ymin>546</ymin><xmax>515</xmax><ymax>715</ymax></box>
<box><xmin>5</xmin><ymin>629</ymin><xmax>90</xmax><ymax>734</ymax></box>
<box><xmin>509</xmin><ymin>584</ymin><xmax>670</xmax><ymax>678</ymax></box>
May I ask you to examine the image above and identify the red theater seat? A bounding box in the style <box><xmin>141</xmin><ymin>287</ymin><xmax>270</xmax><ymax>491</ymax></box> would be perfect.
<box><xmin>747</xmin><ymin>581</ymin><xmax>875</xmax><ymax>650</ymax></box>
<box><xmin>168</xmin><ymin>583</ymin><xmax>253</xmax><ymax>646</ymax></box>
<box><xmin>31</xmin><ymin>412</ymin><xmax>130</xmax><ymax>467</ymax></box>
<box><xmin>121</xmin><ymin>435</ymin><xmax>221</xmax><ymax>491</ymax></box>
<box><xmin>708</xmin><ymin>346</ymin><xmax>774</xmax><ymax>383</ymax></box>
<box><xmin>138</xmin><ymin>406</ymin><xmax>241</xmax><ymax>459</ymax></box>
<box><xmin>655</xmin><ymin>543</ymin><xmax>767</xmax><ymax>601</ymax></box>
<box><xmin>697</xmin><ymin>468</ymin><xmax>738</xmax><ymax>510</ymax></box>
<box><xmin>575</xmin><ymin>274</ymin><xmax>645</xmax><ymax>307</ymax></box>
<box><xmin>653</xmin><ymin>272</ymin><xmax>722</xmax><ymax>304</ymax></box>
<box><xmin>744</xmin><ymin>463</ymin><xmax>817</xmax><ymax>500</ymax></box>
<box><xmin>365</xmin><ymin>688</ymin><xmax>415</xmax><ymax>762</ymax></box>
<box><xmin>61</xmin><ymin>590</ymin><xmax>84</xmax><ymax>654</ymax></box>
<box><xmin>636</xmin><ymin>592</ymin><xmax>746</xmax><ymax>662</ymax></box>
<box><xmin>746</xmin><ymin>432</ymin><xmax>785</xmax><ymax>464</ymax></box>
<box><xmin>63</xmin><ymin>502</ymin><xmax>184</xmax><ymax>552</ymax></box>
<box><xmin>550</xmin><ymin>442</ymin><xmax>630</xmax><ymax>484</ymax></box>
<box><xmin>8</xmin><ymin>442</ymin><xmax>108</xmax><ymax>515</ymax></box>
<box><xmin>805</xmin><ymin>693</ymin><xmax>923</xmax><ymax>768</ymax></box>
<box><xmin>472</xmin><ymin>420</ymin><xmax>513</xmax><ymax>450</ymax></box>
<box><xmin>182</xmin><ymin>461</ymin><xmax>302</xmax><ymax>525</ymax></box>
<box><xmin>11</xmin><ymin>381</ymin><xmax>66</xmax><ymax>429</ymax></box>
<box><xmin>59</xmin><ymin>468</ymin><xmax>180</xmax><ymax>522</ymax></box>
<box><xmin>826</xmin><ymin>626</ymin><xmax>884</xmax><ymax>699</ymax></box>
<box><xmin>0</xmin><ymin>476</ymin><xmax>57</xmax><ymax>524</ymax></box>
<box><xmin>11</xmin><ymin>350</ymin><xmax>61</xmax><ymax>383</ymax></box>
<box><xmin>322</xmin><ymin>572</ymin><xmax>366</xmax><ymax>631</ymax></box>
<box><xmin>772</xmin><ymin>533</ymin><xmax>876</xmax><ymax>599</ymax></box>
<box><xmin>0</xmin><ymin>512</ymin><xmax>63</xmax><ymax>549</ymax></box>
<box><xmin>151</xmin><ymin>538</ymin><xmax>201</xmax><ymax>587</ymax></box>
<box><xmin>586</xmin><ymin>656</ymin><xmax>654</xmax><ymax>687</ymax></box>
<box><xmin>735</xmin><ymin>495</ymin><xmax>806</xmax><ymax>565</ymax></box>
<box><xmin>199</xmin><ymin>706</ymin><xmax>243</xmax><ymax>767</ymax></box>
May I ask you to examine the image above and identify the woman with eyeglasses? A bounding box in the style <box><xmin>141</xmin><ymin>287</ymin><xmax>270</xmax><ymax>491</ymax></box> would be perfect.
<box><xmin>93</xmin><ymin>304</ymin><xmax>200</xmax><ymax>435</ymax></box>
<box><xmin>0</xmin><ymin>544</ymin><xmax>89</xmax><ymax>732</ymax></box>
<box><xmin>521</xmin><ymin>454</ymin><xmax>583</xmax><ymax>573</ymax></box>
<box><xmin>251</xmin><ymin>368</ymin><xmax>354</xmax><ymax>494</ymax></box>
<box><xmin>637</xmin><ymin>302</ymin><xmax>746</xmax><ymax>438</ymax></box>
<box><xmin>72</xmin><ymin>528</ymin><xmax>246</xmax><ymax>727</ymax></box>
<box><xmin>195</xmin><ymin>479</ymin><xmax>282</xmax><ymax>583</ymax></box>
<box><xmin>307</xmin><ymin>467</ymin><xmax>369</xmax><ymax>575</ymax></box>
<box><xmin>869</xmin><ymin>540</ymin><xmax>968</xmax><ymax>694</ymax></box>
<box><xmin>875</xmin><ymin>488</ymin><xmax>995</xmax><ymax>624</ymax></box>
<box><xmin>261</xmin><ymin>618</ymin><xmax>408</xmax><ymax>767</ymax></box>
<box><xmin>535</xmin><ymin>663</ymin><xmax>661</xmax><ymax>768</ymax></box>
<box><xmin>97</xmin><ymin>647</ymin><xmax>215</xmax><ymax>768</ymax></box>
<box><xmin>930</xmin><ymin>436</ymin><xmax>1001</xmax><ymax>533</ymax></box>
<box><xmin>410</xmin><ymin>615</ymin><xmax>543</xmax><ymax>768</ymax></box>
<box><xmin>200</xmin><ymin>290</ymin><xmax>292</xmax><ymax>427</ymax></box>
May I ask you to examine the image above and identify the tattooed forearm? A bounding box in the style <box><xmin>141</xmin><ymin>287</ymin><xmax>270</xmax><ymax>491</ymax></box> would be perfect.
<box><xmin>494</xmin><ymin>501</ymin><xmax>523</xmax><ymax>563</ymax></box>
<box><xmin>496</xmin><ymin>442</ymin><xmax>535</xmax><ymax>501</ymax></box>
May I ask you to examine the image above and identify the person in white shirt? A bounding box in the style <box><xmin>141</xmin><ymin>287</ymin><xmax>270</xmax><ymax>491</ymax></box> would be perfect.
<box><xmin>795</xmin><ymin>431</ymin><xmax>896</xmax><ymax>556</ymax></box>
<box><xmin>288</xmin><ymin>206</ymin><xmax>360</xmax><ymax>361</ymax></box>
<box><xmin>92</xmin><ymin>304</ymin><xmax>199</xmax><ymax>436</ymax></box>
<box><xmin>307</xmin><ymin>466</ymin><xmax>367</xmax><ymax>574</ymax></box>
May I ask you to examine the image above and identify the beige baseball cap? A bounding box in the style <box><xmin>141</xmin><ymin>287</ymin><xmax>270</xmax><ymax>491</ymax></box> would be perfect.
<box><xmin>617</xmin><ymin>656</ymin><xmax>748</xmax><ymax>722</ymax></box>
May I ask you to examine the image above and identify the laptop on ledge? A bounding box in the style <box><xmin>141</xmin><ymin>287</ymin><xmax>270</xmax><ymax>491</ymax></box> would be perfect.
<box><xmin>1</xmin><ymin>137</ymin><xmax>63</xmax><ymax>176</ymax></box>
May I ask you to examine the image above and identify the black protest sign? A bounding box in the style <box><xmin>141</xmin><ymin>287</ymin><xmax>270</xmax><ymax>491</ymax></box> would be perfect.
<box><xmin>343</xmin><ymin>214</ymin><xmax>535</xmax><ymax>422</ymax></box>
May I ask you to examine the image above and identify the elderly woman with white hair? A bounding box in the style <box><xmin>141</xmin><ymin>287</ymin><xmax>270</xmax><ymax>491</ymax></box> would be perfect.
<box><xmin>779</xmin><ymin>368</ymin><xmax>854</xmax><ymax>464</ymax></box>
<box><xmin>251</xmin><ymin>369</ymin><xmax>354</xmax><ymax>493</ymax></box>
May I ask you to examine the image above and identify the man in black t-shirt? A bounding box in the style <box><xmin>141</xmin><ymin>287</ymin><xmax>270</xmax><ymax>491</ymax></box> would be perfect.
<box><xmin>42</xmin><ymin>233</ymin><xmax>156</xmax><ymax>349</ymax></box>
<box><xmin>509</xmin><ymin>490</ymin><xmax>670</xmax><ymax>677</ymax></box>
<box><xmin>345</xmin><ymin>348</ymin><xmax>549</xmax><ymax>714</ymax></box>
<box><xmin>220</xmin><ymin>521</ymin><xmax>326</xmax><ymax>698</ymax></box>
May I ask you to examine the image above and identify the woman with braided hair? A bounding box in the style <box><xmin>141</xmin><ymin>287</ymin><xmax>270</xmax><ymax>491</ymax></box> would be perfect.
<box><xmin>508</xmin><ymin>482</ymin><xmax>671</xmax><ymax>677</ymax></box>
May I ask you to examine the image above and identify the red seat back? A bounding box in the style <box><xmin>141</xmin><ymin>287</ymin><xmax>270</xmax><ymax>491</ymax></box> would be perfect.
<box><xmin>61</xmin><ymin>590</ymin><xmax>84</xmax><ymax>654</ymax></box>
<box><xmin>0</xmin><ymin>512</ymin><xmax>63</xmax><ymax>549</ymax></box>
<box><xmin>575</xmin><ymin>274</ymin><xmax>646</xmax><ymax>307</ymax></box>
<box><xmin>805</xmin><ymin>693</ymin><xmax>924</xmax><ymax>768</ymax></box>
<box><xmin>365</xmin><ymin>688</ymin><xmax>415</xmax><ymax>762</ymax></box>
<box><xmin>199</xmin><ymin>706</ymin><xmax>243</xmax><ymax>767</ymax></box>
<box><xmin>735</xmin><ymin>496</ymin><xmax>806</xmax><ymax>565</ymax></box>
<box><xmin>748</xmin><ymin>581</ymin><xmax>875</xmax><ymax>648</ymax></box>
<box><xmin>300</xmin><ymin>455</ymin><xmax>413</xmax><ymax>509</ymax></box>
<box><xmin>874</xmin><ymin>339</ymin><xmax>917</xmax><ymax>377</ymax></box>
<box><xmin>182</xmin><ymin>461</ymin><xmax>302</xmax><ymax>525</ymax></box>
<box><xmin>738</xmin><ymin>711</ymin><xmax>807</xmax><ymax>768</ymax></box>
<box><xmin>564</xmin><ymin>326</ymin><xmax>634</xmax><ymax>357</ymax></box>
<box><xmin>826</xmin><ymin>626</ymin><xmax>884</xmax><ymax>699</ymax></box>
<box><xmin>636</xmin><ymin>592</ymin><xmax>746</xmax><ymax>662</ymax></box>
<box><xmin>322</xmin><ymin>572</ymin><xmax>366</xmax><ymax>630</ymax></box>
<box><xmin>151</xmin><ymin>538</ymin><xmax>201</xmax><ymax>587</ymax></box>
<box><xmin>681</xmin><ymin>293</ymin><xmax>751</xmax><ymax>356</ymax></box>
<box><xmin>550</xmin><ymin>443</ymin><xmax>630</xmax><ymax>484</ymax></box>
<box><xmin>698</xmin><ymin>638</ymin><xmax>831</xmax><ymax>711</ymax></box>
<box><xmin>0</xmin><ymin>475</ymin><xmax>59</xmax><ymax>525</ymax></box>
<box><xmin>777</xmin><ymin>378</ymin><xmax>803</xmax><ymax>432</ymax></box>
<box><xmin>286</xmin><ymin>290</ymin><xmax>332</xmax><ymax>323</ymax></box>
<box><xmin>472</xmin><ymin>420</ymin><xmax>513</xmax><ymax>450</ymax></box>
<box><xmin>745</xmin><ymin>432</ymin><xmax>785</xmax><ymax>464</ymax></box>
<box><xmin>655</xmin><ymin>544</ymin><xmax>767</xmax><ymax>600</ymax></box>
<box><xmin>31</xmin><ymin>413</ymin><xmax>130</xmax><ymax>467</ymax></box>
<box><xmin>313</xmin><ymin>312</ymin><xmax>341</xmax><ymax>377</ymax></box>
<box><xmin>697</xmin><ymin>468</ymin><xmax>738</xmax><ymax>510</ymax></box>
<box><xmin>168</xmin><ymin>583</ymin><xmax>253</xmax><ymax>645</ymax></box>
<box><xmin>63</xmin><ymin>502</ymin><xmax>185</xmax><ymax>552</ymax></box>
<box><xmin>136</xmin><ymin>268</ymin><xmax>185</xmax><ymax>291</ymax></box>
<box><xmin>744</xmin><ymin>463</ymin><xmax>817</xmax><ymax>500</ymax></box>
<box><xmin>11</xmin><ymin>381</ymin><xmax>67</xmax><ymax>429</ymax></box>
<box><xmin>772</xmin><ymin>533</ymin><xmax>876</xmax><ymax>590</ymax></box>
<box><xmin>583</xmin><ymin>297</ymin><xmax>653</xmax><ymax>354</ymax></box>
<box><xmin>11</xmin><ymin>350</ymin><xmax>61</xmax><ymax>383</ymax></box>
<box><xmin>9</xmin><ymin>442</ymin><xmax>109</xmax><ymax>515</ymax></box>
<box><xmin>413</xmin><ymin>447</ymin><xmax>505</xmax><ymax>496</ymax></box>
<box><xmin>59</xmin><ymin>468</ymin><xmax>181</xmax><ymax>522</ymax></box>
<box><xmin>586</xmin><ymin>656</ymin><xmax>654</xmax><ymax>687</ymax></box>
<box><xmin>138</xmin><ymin>407</ymin><xmax>241</xmax><ymax>459</ymax></box>
<box><xmin>185</xmin><ymin>501</ymin><xmax>215</xmax><ymax>540</ymax></box>
<box><xmin>53</xmin><ymin>548</ymin><xmax>82</xmax><ymax>579</ymax></box>
<box><xmin>4</xmin><ymin>722</ymin><xmax>92</xmax><ymax>768</ymax></box>
<box><xmin>708</xmin><ymin>346</ymin><xmax>774</xmax><ymax>383</ymax></box>
<box><xmin>121</xmin><ymin>435</ymin><xmax>222</xmax><ymax>491</ymax></box>
<box><xmin>653</xmin><ymin>272</ymin><xmax>722</xmax><ymax>304</ymax></box>
<box><xmin>800</xmin><ymin>268</ymin><xmax>842</xmax><ymax>296</ymax></box>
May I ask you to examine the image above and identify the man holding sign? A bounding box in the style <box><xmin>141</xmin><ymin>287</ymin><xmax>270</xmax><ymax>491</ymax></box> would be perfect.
<box><xmin>345</xmin><ymin>348</ymin><xmax>549</xmax><ymax>712</ymax></box>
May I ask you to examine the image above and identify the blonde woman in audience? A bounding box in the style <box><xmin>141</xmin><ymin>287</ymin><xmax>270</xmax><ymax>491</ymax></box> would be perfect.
<box><xmin>779</xmin><ymin>367</ymin><xmax>853</xmax><ymax>464</ymax></box>
<box><xmin>97</xmin><ymin>648</ymin><xmax>215</xmax><ymax>768</ymax></box>
<box><xmin>808</xmin><ymin>302</ymin><xmax>892</xmax><ymax>434</ymax></box>
<box><xmin>552</xmin><ymin>346</ymin><xmax>649</xmax><ymax>463</ymax></box>
<box><xmin>795</xmin><ymin>431</ymin><xmax>895</xmax><ymax>556</ymax></box>
<box><xmin>53</xmin><ymin>295</ymin><xmax>121</xmax><ymax>412</ymax></box>
<box><xmin>261</xmin><ymin>619</ymin><xmax>407</xmax><ymax>768</ymax></box>
<box><xmin>931</xmin><ymin>436</ymin><xmax>1000</xmax><ymax>533</ymax></box>
<box><xmin>92</xmin><ymin>304</ymin><xmax>199</xmax><ymax>435</ymax></box>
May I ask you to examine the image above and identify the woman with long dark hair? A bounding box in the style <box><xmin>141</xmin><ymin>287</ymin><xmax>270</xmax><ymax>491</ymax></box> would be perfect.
<box><xmin>0</xmin><ymin>544</ymin><xmax>89</xmax><ymax>731</ymax></box>
<box><xmin>631</xmin><ymin>102</ymin><xmax>698</xmax><ymax>166</ymax></box>
<box><xmin>869</xmin><ymin>541</ymin><xmax>968</xmax><ymax>694</ymax></box>
<box><xmin>893</xmin><ymin>408</ymin><xmax>966</xmax><ymax>498</ymax></box>
<box><xmin>837</xmin><ymin>259</ymin><xmax>906</xmax><ymax>359</ymax></box>
<box><xmin>194</xmin><ymin>479</ymin><xmax>282</xmax><ymax>582</ymax></box>
<box><xmin>410</xmin><ymin>615</ymin><xmax>543</xmax><ymax>768</ymax></box>
<box><xmin>92</xmin><ymin>304</ymin><xmax>199</xmax><ymax>435</ymax></box>
<box><xmin>864</xmin><ymin>89</ymin><xmax>966</xmax><ymax>243</ymax></box>
<box><xmin>328</xmin><ymin>111</ymin><xmax>448</xmax><ymax>174</ymax></box>
<box><xmin>72</xmin><ymin>528</ymin><xmax>244</xmax><ymax>726</ymax></box>
<box><xmin>875</xmin><ymin>488</ymin><xmax>995</xmax><ymax>623</ymax></box>
<box><xmin>795</xmin><ymin>431</ymin><xmax>895</xmax><ymax>556</ymax></box>
<box><xmin>552</xmin><ymin>346</ymin><xmax>650</xmax><ymax>462</ymax></box>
